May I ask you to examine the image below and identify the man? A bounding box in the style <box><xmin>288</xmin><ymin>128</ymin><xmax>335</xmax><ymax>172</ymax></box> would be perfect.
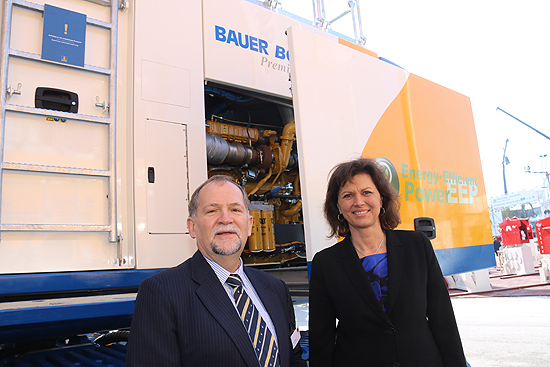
<box><xmin>126</xmin><ymin>175</ymin><xmax>306</xmax><ymax>367</ymax></box>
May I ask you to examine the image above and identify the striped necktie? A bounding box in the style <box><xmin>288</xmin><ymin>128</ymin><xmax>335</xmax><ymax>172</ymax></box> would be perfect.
<box><xmin>226</xmin><ymin>274</ymin><xmax>280</xmax><ymax>367</ymax></box>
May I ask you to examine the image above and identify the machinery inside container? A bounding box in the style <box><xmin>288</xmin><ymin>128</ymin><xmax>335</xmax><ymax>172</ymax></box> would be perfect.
<box><xmin>204</xmin><ymin>85</ymin><xmax>306</xmax><ymax>268</ymax></box>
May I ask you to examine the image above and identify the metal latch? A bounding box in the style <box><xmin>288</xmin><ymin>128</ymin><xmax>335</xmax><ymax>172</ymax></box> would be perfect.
<box><xmin>6</xmin><ymin>83</ymin><xmax>22</xmax><ymax>97</ymax></box>
<box><xmin>414</xmin><ymin>217</ymin><xmax>437</xmax><ymax>239</ymax></box>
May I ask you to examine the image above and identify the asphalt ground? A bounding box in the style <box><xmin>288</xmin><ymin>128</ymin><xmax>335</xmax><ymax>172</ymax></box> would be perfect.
<box><xmin>452</xmin><ymin>296</ymin><xmax>550</xmax><ymax>367</ymax></box>
<box><xmin>450</xmin><ymin>267</ymin><xmax>550</xmax><ymax>367</ymax></box>
<box><xmin>295</xmin><ymin>267</ymin><xmax>550</xmax><ymax>366</ymax></box>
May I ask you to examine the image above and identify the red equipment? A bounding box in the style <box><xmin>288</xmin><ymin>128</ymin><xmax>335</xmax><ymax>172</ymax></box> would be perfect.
<box><xmin>499</xmin><ymin>217</ymin><xmax>534</xmax><ymax>246</ymax></box>
<box><xmin>535</xmin><ymin>217</ymin><xmax>550</xmax><ymax>255</ymax></box>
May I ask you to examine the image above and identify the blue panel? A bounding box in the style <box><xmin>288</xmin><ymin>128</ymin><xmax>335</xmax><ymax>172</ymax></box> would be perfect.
<box><xmin>41</xmin><ymin>5</ymin><xmax>86</xmax><ymax>66</ymax></box>
<box><xmin>0</xmin><ymin>343</ymin><xmax>127</xmax><ymax>367</ymax></box>
<box><xmin>1</xmin><ymin>299</ymin><xmax>136</xmax><ymax>327</ymax></box>
<box><xmin>435</xmin><ymin>244</ymin><xmax>496</xmax><ymax>276</ymax></box>
<box><xmin>0</xmin><ymin>270</ymin><xmax>168</xmax><ymax>343</ymax></box>
<box><xmin>305</xmin><ymin>244</ymin><xmax>496</xmax><ymax>280</ymax></box>
<box><xmin>0</xmin><ymin>269</ymin><xmax>164</xmax><ymax>296</ymax></box>
<box><xmin>0</xmin><ymin>298</ymin><xmax>137</xmax><ymax>344</ymax></box>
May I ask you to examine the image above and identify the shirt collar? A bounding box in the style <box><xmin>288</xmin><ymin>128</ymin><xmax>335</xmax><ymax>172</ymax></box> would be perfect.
<box><xmin>203</xmin><ymin>255</ymin><xmax>244</xmax><ymax>284</ymax></box>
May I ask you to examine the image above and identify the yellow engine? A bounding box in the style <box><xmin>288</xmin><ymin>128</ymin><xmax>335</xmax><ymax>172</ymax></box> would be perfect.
<box><xmin>205</xmin><ymin>116</ymin><xmax>305</xmax><ymax>267</ymax></box>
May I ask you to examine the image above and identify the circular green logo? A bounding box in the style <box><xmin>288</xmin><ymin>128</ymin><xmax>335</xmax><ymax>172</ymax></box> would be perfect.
<box><xmin>375</xmin><ymin>157</ymin><xmax>399</xmax><ymax>192</ymax></box>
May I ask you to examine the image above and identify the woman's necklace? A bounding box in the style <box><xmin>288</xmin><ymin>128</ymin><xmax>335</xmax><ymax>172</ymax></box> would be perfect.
<box><xmin>354</xmin><ymin>235</ymin><xmax>384</xmax><ymax>257</ymax></box>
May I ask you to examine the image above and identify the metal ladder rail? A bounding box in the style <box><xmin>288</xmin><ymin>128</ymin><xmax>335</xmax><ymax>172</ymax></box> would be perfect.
<box><xmin>108</xmin><ymin>0</ymin><xmax>119</xmax><ymax>245</ymax></box>
<box><xmin>0</xmin><ymin>0</ymin><xmax>119</xmax><ymax>242</ymax></box>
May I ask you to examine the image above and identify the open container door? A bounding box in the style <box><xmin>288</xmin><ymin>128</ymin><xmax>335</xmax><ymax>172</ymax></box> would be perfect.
<box><xmin>287</xmin><ymin>26</ymin><xmax>494</xmax><ymax>277</ymax></box>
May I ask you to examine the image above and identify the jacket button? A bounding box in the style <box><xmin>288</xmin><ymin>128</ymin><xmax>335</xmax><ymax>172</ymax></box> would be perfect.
<box><xmin>388</xmin><ymin>327</ymin><xmax>396</xmax><ymax>335</ymax></box>
<box><xmin>392</xmin><ymin>363</ymin><xmax>400</xmax><ymax>367</ymax></box>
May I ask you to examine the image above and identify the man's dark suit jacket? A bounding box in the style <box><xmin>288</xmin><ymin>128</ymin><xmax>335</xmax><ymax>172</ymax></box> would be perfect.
<box><xmin>126</xmin><ymin>251</ymin><xmax>306</xmax><ymax>367</ymax></box>
<box><xmin>309</xmin><ymin>230</ymin><xmax>466</xmax><ymax>367</ymax></box>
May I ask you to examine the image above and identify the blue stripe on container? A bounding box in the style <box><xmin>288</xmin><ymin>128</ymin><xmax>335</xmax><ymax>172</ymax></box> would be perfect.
<box><xmin>307</xmin><ymin>244</ymin><xmax>496</xmax><ymax>280</ymax></box>
<box><xmin>0</xmin><ymin>269</ymin><xmax>164</xmax><ymax>296</ymax></box>
<box><xmin>434</xmin><ymin>244</ymin><xmax>496</xmax><ymax>277</ymax></box>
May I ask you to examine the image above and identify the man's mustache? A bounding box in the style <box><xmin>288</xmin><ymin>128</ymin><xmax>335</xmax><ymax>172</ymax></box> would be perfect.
<box><xmin>213</xmin><ymin>225</ymin><xmax>240</xmax><ymax>236</ymax></box>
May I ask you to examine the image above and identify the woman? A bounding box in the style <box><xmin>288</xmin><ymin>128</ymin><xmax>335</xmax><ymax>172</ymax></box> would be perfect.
<box><xmin>309</xmin><ymin>158</ymin><xmax>466</xmax><ymax>367</ymax></box>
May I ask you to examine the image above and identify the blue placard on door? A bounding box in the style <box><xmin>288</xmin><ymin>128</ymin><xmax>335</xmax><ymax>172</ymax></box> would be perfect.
<box><xmin>41</xmin><ymin>4</ymin><xmax>86</xmax><ymax>67</ymax></box>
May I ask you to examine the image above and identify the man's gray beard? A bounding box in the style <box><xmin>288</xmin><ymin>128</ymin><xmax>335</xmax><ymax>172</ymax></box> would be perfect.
<box><xmin>211</xmin><ymin>238</ymin><xmax>242</xmax><ymax>256</ymax></box>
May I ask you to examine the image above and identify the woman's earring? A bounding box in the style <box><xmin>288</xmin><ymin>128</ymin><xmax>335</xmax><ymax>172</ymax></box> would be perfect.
<box><xmin>338</xmin><ymin>213</ymin><xmax>345</xmax><ymax>221</ymax></box>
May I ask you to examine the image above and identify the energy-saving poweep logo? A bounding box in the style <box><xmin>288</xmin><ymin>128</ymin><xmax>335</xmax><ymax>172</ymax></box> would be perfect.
<box><xmin>375</xmin><ymin>157</ymin><xmax>399</xmax><ymax>193</ymax></box>
<box><xmin>375</xmin><ymin>157</ymin><xmax>478</xmax><ymax>205</ymax></box>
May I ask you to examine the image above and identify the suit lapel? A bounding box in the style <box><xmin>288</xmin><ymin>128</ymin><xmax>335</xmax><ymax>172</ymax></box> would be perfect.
<box><xmin>245</xmin><ymin>267</ymin><xmax>290</xmax><ymax>367</ymax></box>
<box><xmin>385</xmin><ymin>230</ymin><xmax>403</xmax><ymax>315</ymax></box>
<box><xmin>191</xmin><ymin>252</ymin><xmax>260</xmax><ymax>367</ymax></box>
<box><xmin>340</xmin><ymin>237</ymin><xmax>390</xmax><ymax>322</ymax></box>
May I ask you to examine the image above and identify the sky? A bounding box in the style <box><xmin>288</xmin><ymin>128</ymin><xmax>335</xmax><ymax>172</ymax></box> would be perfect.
<box><xmin>357</xmin><ymin>0</ymin><xmax>550</xmax><ymax>202</ymax></box>
<box><xmin>282</xmin><ymin>0</ymin><xmax>550</xmax><ymax>202</ymax></box>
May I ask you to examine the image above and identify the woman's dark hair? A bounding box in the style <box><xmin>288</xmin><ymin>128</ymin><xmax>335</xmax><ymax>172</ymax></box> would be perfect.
<box><xmin>324</xmin><ymin>158</ymin><xmax>401</xmax><ymax>237</ymax></box>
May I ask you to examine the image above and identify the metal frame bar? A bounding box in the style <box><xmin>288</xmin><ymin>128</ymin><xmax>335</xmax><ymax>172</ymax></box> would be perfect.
<box><xmin>6</xmin><ymin>104</ymin><xmax>111</xmax><ymax>124</ymax></box>
<box><xmin>9</xmin><ymin>49</ymin><xmax>111</xmax><ymax>75</ymax></box>
<box><xmin>0</xmin><ymin>0</ymin><xmax>14</xmax><ymax>242</ymax></box>
<box><xmin>1</xmin><ymin>224</ymin><xmax>111</xmax><ymax>232</ymax></box>
<box><xmin>0</xmin><ymin>269</ymin><xmax>162</xmax><ymax>296</ymax></box>
<box><xmin>84</xmin><ymin>0</ymin><xmax>111</xmax><ymax>7</ymax></box>
<box><xmin>350</xmin><ymin>0</ymin><xmax>366</xmax><ymax>45</ymax></box>
<box><xmin>311</xmin><ymin>0</ymin><xmax>365</xmax><ymax>45</ymax></box>
<box><xmin>2</xmin><ymin>162</ymin><xmax>111</xmax><ymax>176</ymax></box>
<box><xmin>326</xmin><ymin>8</ymin><xmax>351</xmax><ymax>26</ymax></box>
<box><xmin>312</xmin><ymin>0</ymin><xmax>326</xmax><ymax>28</ymax></box>
<box><xmin>13</xmin><ymin>0</ymin><xmax>112</xmax><ymax>29</ymax></box>
<box><xmin>109</xmin><ymin>0</ymin><xmax>119</xmax><ymax>244</ymax></box>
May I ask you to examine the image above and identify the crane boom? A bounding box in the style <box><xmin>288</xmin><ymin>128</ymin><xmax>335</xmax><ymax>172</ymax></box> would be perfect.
<box><xmin>496</xmin><ymin>107</ymin><xmax>550</xmax><ymax>141</ymax></box>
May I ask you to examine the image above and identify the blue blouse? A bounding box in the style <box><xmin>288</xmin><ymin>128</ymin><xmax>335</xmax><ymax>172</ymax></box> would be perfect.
<box><xmin>360</xmin><ymin>253</ymin><xmax>389</xmax><ymax>312</ymax></box>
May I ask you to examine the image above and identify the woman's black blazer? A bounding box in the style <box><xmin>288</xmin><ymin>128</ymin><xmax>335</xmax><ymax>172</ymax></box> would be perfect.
<box><xmin>309</xmin><ymin>230</ymin><xmax>466</xmax><ymax>367</ymax></box>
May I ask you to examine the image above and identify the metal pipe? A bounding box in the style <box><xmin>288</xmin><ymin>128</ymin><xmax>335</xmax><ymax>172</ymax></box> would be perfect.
<box><xmin>327</xmin><ymin>8</ymin><xmax>351</xmax><ymax>26</ymax></box>
<box><xmin>282</xmin><ymin>199</ymin><xmax>302</xmax><ymax>217</ymax></box>
<box><xmin>205</xmin><ymin>133</ymin><xmax>258</xmax><ymax>166</ymax></box>
<box><xmin>312</xmin><ymin>0</ymin><xmax>326</xmax><ymax>29</ymax></box>
<box><xmin>349</xmin><ymin>0</ymin><xmax>366</xmax><ymax>45</ymax></box>
<box><xmin>248</xmin><ymin>167</ymin><xmax>272</xmax><ymax>196</ymax></box>
<box><xmin>502</xmin><ymin>138</ymin><xmax>509</xmax><ymax>195</ymax></box>
<box><xmin>269</xmin><ymin>122</ymin><xmax>295</xmax><ymax>189</ymax></box>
